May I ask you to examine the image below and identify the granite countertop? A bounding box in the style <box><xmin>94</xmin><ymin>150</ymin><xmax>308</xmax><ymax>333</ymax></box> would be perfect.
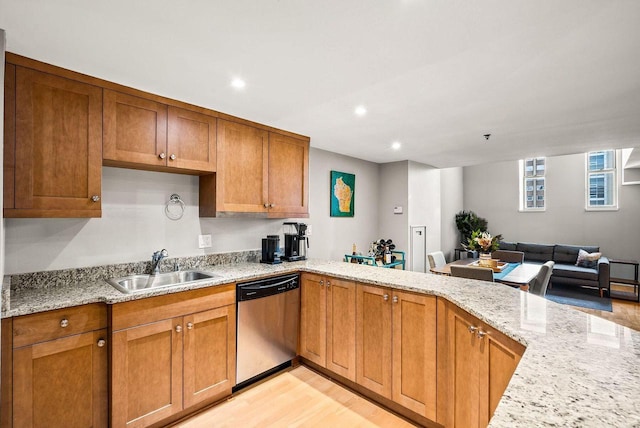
<box><xmin>2</xmin><ymin>258</ymin><xmax>639</xmax><ymax>427</ymax></box>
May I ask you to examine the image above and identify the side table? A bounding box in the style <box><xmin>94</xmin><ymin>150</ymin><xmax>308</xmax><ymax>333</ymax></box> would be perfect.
<box><xmin>609</xmin><ymin>259</ymin><xmax>639</xmax><ymax>302</ymax></box>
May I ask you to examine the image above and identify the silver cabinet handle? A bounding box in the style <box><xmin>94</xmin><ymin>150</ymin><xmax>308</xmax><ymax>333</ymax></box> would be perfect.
<box><xmin>468</xmin><ymin>325</ymin><xmax>478</xmax><ymax>334</ymax></box>
<box><xmin>158</xmin><ymin>152</ymin><xmax>166</xmax><ymax>159</ymax></box>
<box><xmin>175</xmin><ymin>325</ymin><xmax>182</xmax><ymax>333</ymax></box>
<box><xmin>326</xmin><ymin>280</ymin><xmax>331</xmax><ymax>288</ymax></box>
<box><xmin>60</xmin><ymin>319</ymin><xmax>69</xmax><ymax>328</ymax></box>
<box><xmin>383</xmin><ymin>294</ymin><xmax>389</xmax><ymax>301</ymax></box>
<box><xmin>97</xmin><ymin>339</ymin><xmax>106</xmax><ymax>348</ymax></box>
<box><xmin>169</xmin><ymin>154</ymin><xmax>176</xmax><ymax>160</ymax></box>
<box><xmin>269</xmin><ymin>203</ymin><xmax>275</xmax><ymax>208</ymax></box>
<box><xmin>319</xmin><ymin>280</ymin><xmax>324</xmax><ymax>286</ymax></box>
<box><xmin>477</xmin><ymin>330</ymin><xmax>487</xmax><ymax>339</ymax></box>
<box><xmin>91</xmin><ymin>195</ymin><xmax>100</xmax><ymax>202</ymax></box>
<box><xmin>187</xmin><ymin>322</ymin><xmax>194</xmax><ymax>330</ymax></box>
<box><xmin>264</xmin><ymin>203</ymin><xmax>269</xmax><ymax>208</ymax></box>
<box><xmin>392</xmin><ymin>295</ymin><xmax>398</xmax><ymax>303</ymax></box>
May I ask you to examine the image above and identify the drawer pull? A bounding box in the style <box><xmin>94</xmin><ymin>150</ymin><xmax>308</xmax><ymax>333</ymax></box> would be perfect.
<box><xmin>187</xmin><ymin>322</ymin><xmax>194</xmax><ymax>330</ymax></box>
<box><xmin>383</xmin><ymin>294</ymin><xmax>389</xmax><ymax>301</ymax></box>
<box><xmin>97</xmin><ymin>339</ymin><xmax>106</xmax><ymax>348</ymax></box>
<box><xmin>175</xmin><ymin>325</ymin><xmax>182</xmax><ymax>333</ymax></box>
<box><xmin>60</xmin><ymin>319</ymin><xmax>69</xmax><ymax>328</ymax></box>
<box><xmin>468</xmin><ymin>325</ymin><xmax>478</xmax><ymax>334</ymax></box>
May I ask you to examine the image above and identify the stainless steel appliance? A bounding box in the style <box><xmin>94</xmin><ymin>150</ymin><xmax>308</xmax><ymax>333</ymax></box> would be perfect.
<box><xmin>235</xmin><ymin>273</ymin><xmax>300</xmax><ymax>389</ymax></box>
<box><xmin>282</xmin><ymin>222</ymin><xmax>308</xmax><ymax>261</ymax></box>
<box><xmin>260</xmin><ymin>235</ymin><xmax>282</xmax><ymax>264</ymax></box>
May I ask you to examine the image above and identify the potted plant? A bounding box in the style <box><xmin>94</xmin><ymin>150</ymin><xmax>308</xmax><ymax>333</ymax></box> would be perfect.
<box><xmin>455</xmin><ymin>210</ymin><xmax>488</xmax><ymax>246</ymax></box>
<box><xmin>465</xmin><ymin>230</ymin><xmax>502</xmax><ymax>259</ymax></box>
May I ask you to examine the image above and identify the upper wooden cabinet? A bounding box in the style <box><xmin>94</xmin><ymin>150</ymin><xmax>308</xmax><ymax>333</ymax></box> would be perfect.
<box><xmin>103</xmin><ymin>91</ymin><xmax>216</xmax><ymax>173</ymax></box>
<box><xmin>200</xmin><ymin>120</ymin><xmax>309</xmax><ymax>218</ymax></box>
<box><xmin>4</xmin><ymin>65</ymin><xmax>103</xmax><ymax>218</ymax></box>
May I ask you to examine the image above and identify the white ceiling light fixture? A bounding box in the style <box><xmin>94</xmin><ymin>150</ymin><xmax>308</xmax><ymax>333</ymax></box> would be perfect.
<box><xmin>391</xmin><ymin>141</ymin><xmax>401</xmax><ymax>150</ymax></box>
<box><xmin>354</xmin><ymin>105</ymin><xmax>367</xmax><ymax>117</ymax></box>
<box><xmin>231</xmin><ymin>77</ymin><xmax>246</xmax><ymax>89</ymax></box>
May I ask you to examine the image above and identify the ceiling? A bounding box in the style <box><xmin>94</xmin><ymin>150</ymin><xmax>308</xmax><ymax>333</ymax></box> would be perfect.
<box><xmin>2</xmin><ymin>0</ymin><xmax>640</xmax><ymax>168</ymax></box>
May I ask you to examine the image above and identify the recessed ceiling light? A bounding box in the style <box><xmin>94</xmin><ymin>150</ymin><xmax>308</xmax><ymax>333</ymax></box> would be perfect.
<box><xmin>354</xmin><ymin>105</ymin><xmax>367</xmax><ymax>117</ymax></box>
<box><xmin>392</xmin><ymin>141</ymin><xmax>401</xmax><ymax>150</ymax></box>
<box><xmin>231</xmin><ymin>78</ymin><xmax>246</xmax><ymax>89</ymax></box>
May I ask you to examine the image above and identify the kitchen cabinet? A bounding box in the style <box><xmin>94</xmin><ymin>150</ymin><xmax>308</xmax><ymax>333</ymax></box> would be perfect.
<box><xmin>3</xmin><ymin>304</ymin><xmax>108</xmax><ymax>428</ymax></box>
<box><xmin>103</xmin><ymin>90</ymin><xmax>216</xmax><ymax>174</ymax></box>
<box><xmin>437</xmin><ymin>300</ymin><xmax>525</xmax><ymax>428</ymax></box>
<box><xmin>356</xmin><ymin>284</ymin><xmax>437</xmax><ymax>420</ymax></box>
<box><xmin>110</xmin><ymin>284</ymin><xmax>235</xmax><ymax>428</ymax></box>
<box><xmin>299</xmin><ymin>273</ymin><xmax>356</xmax><ymax>381</ymax></box>
<box><xmin>199</xmin><ymin>120</ymin><xmax>309</xmax><ymax>218</ymax></box>
<box><xmin>4</xmin><ymin>64</ymin><xmax>103</xmax><ymax>218</ymax></box>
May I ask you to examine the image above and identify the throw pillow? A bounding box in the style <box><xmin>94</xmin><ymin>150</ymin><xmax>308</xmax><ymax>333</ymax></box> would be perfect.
<box><xmin>575</xmin><ymin>249</ymin><xmax>602</xmax><ymax>269</ymax></box>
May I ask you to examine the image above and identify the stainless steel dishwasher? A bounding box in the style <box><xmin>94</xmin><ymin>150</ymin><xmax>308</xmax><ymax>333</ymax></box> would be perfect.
<box><xmin>235</xmin><ymin>273</ymin><xmax>300</xmax><ymax>390</ymax></box>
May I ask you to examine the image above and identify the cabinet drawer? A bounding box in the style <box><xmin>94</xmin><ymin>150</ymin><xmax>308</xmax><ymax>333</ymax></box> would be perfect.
<box><xmin>13</xmin><ymin>304</ymin><xmax>107</xmax><ymax>348</ymax></box>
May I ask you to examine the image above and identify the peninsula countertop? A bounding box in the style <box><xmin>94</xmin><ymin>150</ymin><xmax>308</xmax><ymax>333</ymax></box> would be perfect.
<box><xmin>3</xmin><ymin>259</ymin><xmax>639</xmax><ymax>427</ymax></box>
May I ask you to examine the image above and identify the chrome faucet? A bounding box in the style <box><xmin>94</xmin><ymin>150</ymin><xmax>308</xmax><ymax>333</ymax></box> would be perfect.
<box><xmin>151</xmin><ymin>249</ymin><xmax>168</xmax><ymax>274</ymax></box>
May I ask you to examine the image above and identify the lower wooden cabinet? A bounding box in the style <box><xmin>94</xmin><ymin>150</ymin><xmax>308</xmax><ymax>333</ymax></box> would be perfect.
<box><xmin>437</xmin><ymin>300</ymin><xmax>525</xmax><ymax>428</ymax></box>
<box><xmin>356</xmin><ymin>284</ymin><xmax>437</xmax><ymax>420</ymax></box>
<box><xmin>110</xmin><ymin>285</ymin><xmax>236</xmax><ymax>428</ymax></box>
<box><xmin>2</xmin><ymin>304</ymin><xmax>108</xmax><ymax>428</ymax></box>
<box><xmin>299</xmin><ymin>274</ymin><xmax>356</xmax><ymax>382</ymax></box>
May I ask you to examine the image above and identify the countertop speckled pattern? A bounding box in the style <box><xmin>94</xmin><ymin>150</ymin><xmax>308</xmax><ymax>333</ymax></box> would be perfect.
<box><xmin>3</xmin><ymin>259</ymin><xmax>639</xmax><ymax>427</ymax></box>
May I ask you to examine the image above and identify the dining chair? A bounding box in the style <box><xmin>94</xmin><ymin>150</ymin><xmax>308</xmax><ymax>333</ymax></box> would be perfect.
<box><xmin>492</xmin><ymin>250</ymin><xmax>525</xmax><ymax>264</ymax></box>
<box><xmin>450</xmin><ymin>265</ymin><xmax>494</xmax><ymax>282</ymax></box>
<box><xmin>427</xmin><ymin>251</ymin><xmax>447</xmax><ymax>270</ymax></box>
<box><xmin>529</xmin><ymin>261</ymin><xmax>555</xmax><ymax>296</ymax></box>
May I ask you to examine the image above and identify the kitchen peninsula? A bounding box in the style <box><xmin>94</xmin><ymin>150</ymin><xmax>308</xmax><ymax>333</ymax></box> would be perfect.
<box><xmin>2</xmin><ymin>256</ymin><xmax>639</xmax><ymax>427</ymax></box>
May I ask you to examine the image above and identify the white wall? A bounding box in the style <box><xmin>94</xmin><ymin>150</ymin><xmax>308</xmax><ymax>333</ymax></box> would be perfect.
<box><xmin>463</xmin><ymin>153</ymin><xmax>640</xmax><ymax>262</ymax></box>
<box><xmin>440</xmin><ymin>167</ymin><xmax>464</xmax><ymax>261</ymax></box>
<box><xmin>408</xmin><ymin>161</ymin><xmax>441</xmax><ymax>267</ymax></box>
<box><xmin>378</xmin><ymin>162</ymin><xmax>409</xmax><ymax>258</ymax></box>
<box><xmin>4</xmin><ymin>148</ymin><xmax>380</xmax><ymax>274</ymax></box>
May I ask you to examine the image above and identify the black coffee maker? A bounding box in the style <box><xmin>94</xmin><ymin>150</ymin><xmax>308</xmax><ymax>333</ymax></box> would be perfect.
<box><xmin>260</xmin><ymin>235</ymin><xmax>282</xmax><ymax>264</ymax></box>
<box><xmin>282</xmin><ymin>222</ymin><xmax>308</xmax><ymax>261</ymax></box>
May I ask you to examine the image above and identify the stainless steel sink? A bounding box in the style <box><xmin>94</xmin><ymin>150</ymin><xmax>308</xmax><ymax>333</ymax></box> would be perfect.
<box><xmin>107</xmin><ymin>270</ymin><xmax>221</xmax><ymax>294</ymax></box>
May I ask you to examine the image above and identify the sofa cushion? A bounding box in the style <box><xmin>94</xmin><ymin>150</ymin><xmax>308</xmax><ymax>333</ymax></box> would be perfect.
<box><xmin>516</xmin><ymin>242</ymin><xmax>554</xmax><ymax>263</ymax></box>
<box><xmin>576</xmin><ymin>249</ymin><xmax>602</xmax><ymax>268</ymax></box>
<box><xmin>553</xmin><ymin>244</ymin><xmax>599</xmax><ymax>265</ymax></box>
<box><xmin>498</xmin><ymin>241</ymin><xmax>517</xmax><ymax>251</ymax></box>
<box><xmin>552</xmin><ymin>263</ymin><xmax>599</xmax><ymax>281</ymax></box>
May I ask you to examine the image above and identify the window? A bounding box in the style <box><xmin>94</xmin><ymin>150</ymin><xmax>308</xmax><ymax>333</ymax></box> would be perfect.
<box><xmin>586</xmin><ymin>150</ymin><xmax>617</xmax><ymax>210</ymax></box>
<box><xmin>519</xmin><ymin>157</ymin><xmax>545</xmax><ymax>211</ymax></box>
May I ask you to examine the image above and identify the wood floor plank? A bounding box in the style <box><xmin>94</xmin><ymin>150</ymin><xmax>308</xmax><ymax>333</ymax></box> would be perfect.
<box><xmin>173</xmin><ymin>366</ymin><xmax>416</xmax><ymax>427</ymax></box>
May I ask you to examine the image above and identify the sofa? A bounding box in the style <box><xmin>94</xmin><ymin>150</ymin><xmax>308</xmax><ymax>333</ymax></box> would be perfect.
<box><xmin>498</xmin><ymin>242</ymin><xmax>610</xmax><ymax>297</ymax></box>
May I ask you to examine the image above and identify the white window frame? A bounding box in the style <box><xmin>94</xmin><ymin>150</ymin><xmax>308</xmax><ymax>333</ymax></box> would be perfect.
<box><xmin>519</xmin><ymin>157</ymin><xmax>546</xmax><ymax>212</ymax></box>
<box><xmin>585</xmin><ymin>150</ymin><xmax>618</xmax><ymax>211</ymax></box>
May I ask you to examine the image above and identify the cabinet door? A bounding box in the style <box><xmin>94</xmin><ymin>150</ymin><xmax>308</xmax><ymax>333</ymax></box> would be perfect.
<box><xmin>299</xmin><ymin>273</ymin><xmax>326</xmax><ymax>366</ymax></box>
<box><xmin>392</xmin><ymin>292</ymin><xmax>437</xmax><ymax>419</ymax></box>
<box><xmin>356</xmin><ymin>284</ymin><xmax>392</xmax><ymax>399</ymax></box>
<box><xmin>13</xmin><ymin>329</ymin><xmax>107</xmax><ymax>428</ymax></box>
<box><xmin>111</xmin><ymin>318</ymin><xmax>183</xmax><ymax>428</ymax></box>
<box><xmin>446</xmin><ymin>306</ymin><xmax>483</xmax><ymax>428</ymax></box>
<box><xmin>13</xmin><ymin>67</ymin><xmax>102</xmax><ymax>215</ymax></box>
<box><xmin>267</xmin><ymin>133</ymin><xmax>309</xmax><ymax>217</ymax></box>
<box><xmin>103</xmin><ymin>90</ymin><xmax>168</xmax><ymax>167</ymax></box>
<box><xmin>167</xmin><ymin>106</ymin><xmax>216</xmax><ymax>172</ymax></box>
<box><xmin>215</xmin><ymin>119</ymin><xmax>269</xmax><ymax>213</ymax></box>
<box><xmin>183</xmin><ymin>305</ymin><xmax>236</xmax><ymax>409</ymax></box>
<box><xmin>326</xmin><ymin>277</ymin><xmax>356</xmax><ymax>381</ymax></box>
<box><xmin>479</xmin><ymin>326</ymin><xmax>524</xmax><ymax>427</ymax></box>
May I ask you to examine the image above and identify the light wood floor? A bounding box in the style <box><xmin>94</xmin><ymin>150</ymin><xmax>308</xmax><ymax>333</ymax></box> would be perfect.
<box><xmin>173</xmin><ymin>366</ymin><xmax>416</xmax><ymax>428</ymax></box>
<box><xmin>575</xmin><ymin>284</ymin><xmax>640</xmax><ymax>331</ymax></box>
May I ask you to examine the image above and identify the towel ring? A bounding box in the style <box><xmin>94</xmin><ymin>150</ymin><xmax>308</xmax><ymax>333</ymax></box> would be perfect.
<box><xmin>165</xmin><ymin>194</ymin><xmax>185</xmax><ymax>220</ymax></box>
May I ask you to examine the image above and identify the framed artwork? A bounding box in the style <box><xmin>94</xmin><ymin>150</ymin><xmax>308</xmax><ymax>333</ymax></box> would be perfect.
<box><xmin>330</xmin><ymin>170</ymin><xmax>355</xmax><ymax>217</ymax></box>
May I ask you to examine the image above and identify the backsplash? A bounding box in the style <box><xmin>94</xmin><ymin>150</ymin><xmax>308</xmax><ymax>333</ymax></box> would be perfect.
<box><xmin>8</xmin><ymin>250</ymin><xmax>260</xmax><ymax>291</ymax></box>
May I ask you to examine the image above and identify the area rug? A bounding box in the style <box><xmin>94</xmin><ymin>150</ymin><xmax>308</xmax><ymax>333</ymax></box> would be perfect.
<box><xmin>545</xmin><ymin>284</ymin><xmax>613</xmax><ymax>312</ymax></box>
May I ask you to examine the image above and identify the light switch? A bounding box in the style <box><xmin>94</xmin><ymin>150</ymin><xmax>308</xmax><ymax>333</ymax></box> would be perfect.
<box><xmin>198</xmin><ymin>234</ymin><xmax>212</xmax><ymax>248</ymax></box>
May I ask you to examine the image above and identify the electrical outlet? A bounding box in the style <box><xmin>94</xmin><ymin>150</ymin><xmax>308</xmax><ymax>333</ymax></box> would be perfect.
<box><xmin>198</xmin><ymin>234</ymin><xmax>212</xmax><ymax>249</ymax></box>
<box><xmin>306</xmin><ymin>225</ymin><xmax>312</xmax><ymax>236</ymax></box>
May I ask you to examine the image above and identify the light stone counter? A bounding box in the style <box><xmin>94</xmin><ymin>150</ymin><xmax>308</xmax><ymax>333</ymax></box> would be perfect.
<box><xmin>2</xmin><ymin>258</ymin><xmax>639</xmax><ymax>427</ymax></box>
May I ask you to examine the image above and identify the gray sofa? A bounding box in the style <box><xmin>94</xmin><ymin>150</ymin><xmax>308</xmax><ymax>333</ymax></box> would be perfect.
<box><xmin>498</xmin><ymin>242</ymin><xmax>610</xmax><ymax>297</ymax></box>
